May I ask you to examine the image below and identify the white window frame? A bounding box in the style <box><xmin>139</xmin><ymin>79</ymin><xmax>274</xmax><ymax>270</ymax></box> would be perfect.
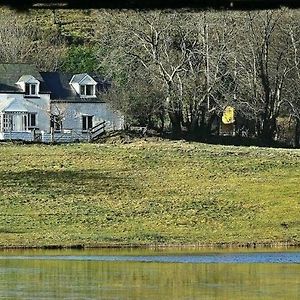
<box><xmin>25</xmin><ymin>83</ymin><xmax>38</xmax><ymax>96</ymax></box>
<box><xmin>25</xmin><ymin>113</ymin><xmax>37</xmax><ymax>130</ymax></box>
<box><xmin>2</xmin><ymin>114</ymin><xmax>13</xmax><ymax>132</ymax></box>
<box><xmin>80</xmin><ymin>84</ymin><xmax>95</xmax><ymax>97</ymax></box>
<box><xmin>82</xmin><ymin>115</ymin><xmax>94</xmax><ymax>131</ymax></box>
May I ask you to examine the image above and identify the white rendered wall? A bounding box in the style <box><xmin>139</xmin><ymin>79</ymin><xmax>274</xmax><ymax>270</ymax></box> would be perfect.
<box><xmin>51</xmin><ymin>102</ymin><xmax>124</xmax><ymax>131</ymax></box>
<box><xmin>0</xmin><ymin>132</ymin><xmax>33</xmax><ymax>141</ymax></box>
<box><xmin>26</xmin><ymin>94</ymin><xmax>50</xmax><ymax>132</ymax></box>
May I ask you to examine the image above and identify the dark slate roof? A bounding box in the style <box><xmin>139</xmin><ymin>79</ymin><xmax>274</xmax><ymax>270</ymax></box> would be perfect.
<box><xmin>70</xmin><ymin>73</ymin><xmax>88</xmax><ymax>83</ymax></box>
<box><xmin>0</xmin><ymin>64</ymin><xmax>110</xmax><ymax>102</ymax></box>
<box><xmin>0</xmin><ymin>63</ymin><xmax>50</xmax><ymax>93</ymax></box>
<box><xmin>40</xmin><ymin>72</ymin><xmax>110</xmax><ymax>102</ymax></box>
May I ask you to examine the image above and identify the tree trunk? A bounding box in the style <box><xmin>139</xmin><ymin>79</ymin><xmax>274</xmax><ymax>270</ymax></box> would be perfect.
<box><xmin>159</xmin><ymin>112</ymin><xmax>165</xmax><ymax>133</ymax></box>
<box><xmin>199</xmin><ymin>108</ymin><xmax>207</xmax><ymax>138</ymax></box>
<box><xmin>187</xmin><ymin>114</ymin><xmax>200</xmax><ymax>138</ymax></box>
<box><xmin>169</xmin><ymin>111</ymin><xmax>182</xmax><ymax>137</ymax></box>
<box><xmin>147</xmin><ymin>115</ymin><xmax>154</xmax><ymax>129</ymax></box>
<box><xmin>198</xmin><ymin>110</ymin><xmax>217</xmax><ymax>139</ymax></box>
<box><xmin>295</xmin><ymin>118</ymin><xmax>300</xmax><ymax>148</ymax></box>
<box><xmin>206</xmin><ymin>113</ymin><xmax>217</xmax><ymax>136</ymax></box>
<box><xmin>260</xmin><ymin>117</ymin><xmax>277</xmax><ymax>143</ymax></box>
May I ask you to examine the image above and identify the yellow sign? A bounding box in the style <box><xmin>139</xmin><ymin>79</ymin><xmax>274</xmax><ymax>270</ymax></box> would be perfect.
<box><xmin>222</xmin><ymin>106</ymin><xmax>235</xmax><ymax>124</ymax></box>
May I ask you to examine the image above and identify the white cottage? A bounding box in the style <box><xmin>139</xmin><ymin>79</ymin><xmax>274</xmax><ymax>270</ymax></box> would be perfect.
<box><xmin>0</xmin><ymin>63</ymin><xmax>124</xmax><ymax>142</ymax></box>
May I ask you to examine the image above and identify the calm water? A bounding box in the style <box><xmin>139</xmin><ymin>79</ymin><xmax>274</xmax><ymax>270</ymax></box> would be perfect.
<box><xmin>0</xmin><ymin>248</ymin><xmax>299</xmax><ymax>299</ymax></box>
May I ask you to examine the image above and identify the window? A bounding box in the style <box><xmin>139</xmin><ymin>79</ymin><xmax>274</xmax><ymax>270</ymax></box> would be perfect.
<box><xmin>82</xmin><ymin>115</ymin><xmax>93</xmax><ymax>131</ymax></box>
<box><xmin>86</xmin><ymin>85</ymin><xmax>94</xmax><ymax>96</ymax></box>
<box><xmin>80</xmin><ymin>84</ymin><xmax>95</xmax><ymax>97</ymax></box>
<box><xmin>2</xmin><ymin>114</ymin><xmax>12</xmax><ymax>131</ymax></box>
<box><xmin>50</xmin><ymin>115</ymin><xmax>62</xmax><ymax>131</ymax></box>
<box><xmin>25</xmin><ymin>83</ymin><xmax>37</xmax><ymax>96</ymax></box>
<box><xmin>30</xmin><ymin>113</ymin><xmax>36</xmax><ymax>127</ymax></box>
<box><xmin>25</xmin><ymin>113</ymin><xmax>37</xmax><ymax>129</ymax></box>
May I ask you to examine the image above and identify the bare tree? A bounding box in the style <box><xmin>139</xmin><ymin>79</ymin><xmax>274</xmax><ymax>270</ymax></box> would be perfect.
<box><xmin>93</xmin><ymin>9</ymin><xmax>300</xmax><ymax>144</ymax></box>
<box><xmin>234</xmin><ymin>10</ymin><xmax>294</xmax><ymax>141</ymax></box>
<box><xmin>181</xmin><ymin>12</ymin><xmax>238</xmax><ymax>136</ymax></box>
<box><xmin>123</xmin><ymin>12</ymin><xmax>195</xmax><ymax>135</ymax></box>
<box><xmin>285</xmin><ymin>11</ymin><xmax>300</xmax><ymax>147</ymax></box>
<box><xmin>0</xmin><ymin>8</ymin><xmax>66</xmax><ymax>71</ymax></box>
<box><xmin>98</xmin><ymin>11</ymin><xmax>238</xmax><ymax>137</ymax></box>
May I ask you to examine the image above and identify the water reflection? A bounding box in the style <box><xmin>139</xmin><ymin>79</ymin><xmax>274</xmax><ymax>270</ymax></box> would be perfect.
<box><xmin>0</xmin><ymin>249</ymin><xmax>299</xmax><ymax>299</ymax></box>
<box><xmin>1</xmin><ymin>251</ymin><xmax>300</xmax><ymax>263</ymax></box>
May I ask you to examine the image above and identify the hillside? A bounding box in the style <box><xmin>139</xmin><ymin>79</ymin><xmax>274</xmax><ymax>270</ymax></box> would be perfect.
<box><xmin>0</xmin><ymin>140</ymin><xmax>299</xmax><ymax>248</ymax></box>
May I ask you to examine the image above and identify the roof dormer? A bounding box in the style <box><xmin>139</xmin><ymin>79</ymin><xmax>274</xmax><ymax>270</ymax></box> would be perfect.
<box><xmin>16</xmin><ymin>75</ymin><xmax>40</xmax><ymax>97</ymax></box>
<box><xmin>69</xmin><ymin>73</ymin><xmax>97</xmax><ymax>98</ymax></box>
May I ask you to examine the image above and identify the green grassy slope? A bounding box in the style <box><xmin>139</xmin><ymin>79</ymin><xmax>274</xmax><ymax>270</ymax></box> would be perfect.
<box><xmin>0</xmin><ymin>140</ymin><xmax>299</xmax><ymax>247</ymax></box>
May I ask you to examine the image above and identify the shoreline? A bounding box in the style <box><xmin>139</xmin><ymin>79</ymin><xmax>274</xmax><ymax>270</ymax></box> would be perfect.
<box><xmin>1</xmin><ymin>241</ymin><xmax>300</xmax><ymax>250</ymax></box>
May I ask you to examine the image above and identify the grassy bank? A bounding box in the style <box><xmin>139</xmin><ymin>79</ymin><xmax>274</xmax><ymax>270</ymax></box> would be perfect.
<box><xmin>0</xmin><ymin>140</ymin><xmax>299</xmax><ymax>248</ymax></box>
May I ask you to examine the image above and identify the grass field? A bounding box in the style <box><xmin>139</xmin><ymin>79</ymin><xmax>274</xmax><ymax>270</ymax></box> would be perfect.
<box><xmin>0</xmin><ymin>140</ymin><xmax>299</xmax><ymax>248</ymax></box>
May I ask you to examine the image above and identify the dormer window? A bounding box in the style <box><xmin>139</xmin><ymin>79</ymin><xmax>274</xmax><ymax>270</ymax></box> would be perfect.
<box><xmin>69</xmin><ymin>73</ymin><xmax>97</xmax><ymax>98</ymax></box>
<box><xmin>80</xmin><ymin>84</ymin><xmax>95</xmax><ymax>97</ymax></box>
<box><xmin>17</xmin><ymin>75</ymin><xmax>40</xmax><ymax>96</ymax></box>
<box><xmin>25</xmin><ymin>83</ymin><xmax>37</xmax><ymax>96</ymax></box>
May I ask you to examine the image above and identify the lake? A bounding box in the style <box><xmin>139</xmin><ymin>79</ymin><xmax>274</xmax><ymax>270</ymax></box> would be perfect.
<box><xmin>0</xmin><ymin>248</ymin><xmax>299</xmax><ymax>299</ymax></box>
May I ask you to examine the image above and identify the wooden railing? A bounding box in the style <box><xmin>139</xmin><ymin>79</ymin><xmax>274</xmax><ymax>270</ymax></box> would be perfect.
<box><xmin>89</xmin><ymin>120</ymin><xmax>106</xmax><ymax>140</ymax></box>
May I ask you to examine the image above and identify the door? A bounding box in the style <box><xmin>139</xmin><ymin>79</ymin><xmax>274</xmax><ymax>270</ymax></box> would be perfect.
<box><xmin>13</xmin><ymin>114</ymin><xmax>25</xmax><ymax>131</ymax></box>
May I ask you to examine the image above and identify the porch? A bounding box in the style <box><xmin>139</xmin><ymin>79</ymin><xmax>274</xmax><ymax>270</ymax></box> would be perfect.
<box><xmin>0</xmin><ymin>98</ymin><xmax>37</xmax><ymax>141</ymax></box>
<box><xmin>0</xmin><ymin>112</ymin><xmax>37</xmax><ymax>131</ymax></box>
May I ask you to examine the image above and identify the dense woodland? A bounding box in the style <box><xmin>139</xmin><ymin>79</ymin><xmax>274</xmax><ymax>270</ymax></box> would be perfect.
<box><xmin>1</xmin><ymin>7</ymin><xmax>300</xmax><ymax>146</ymax></box>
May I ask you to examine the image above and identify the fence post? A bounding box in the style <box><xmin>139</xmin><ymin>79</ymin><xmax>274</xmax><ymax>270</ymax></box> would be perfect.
<box><xmin>50</xmin><ymin>127</ymin><xmax>54</xmax><ymax>143</ymax></box>
<box><xmin>88</xmin><ymin>129</ymin><xmax>91</xmax><ymax>142</ymax></box>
